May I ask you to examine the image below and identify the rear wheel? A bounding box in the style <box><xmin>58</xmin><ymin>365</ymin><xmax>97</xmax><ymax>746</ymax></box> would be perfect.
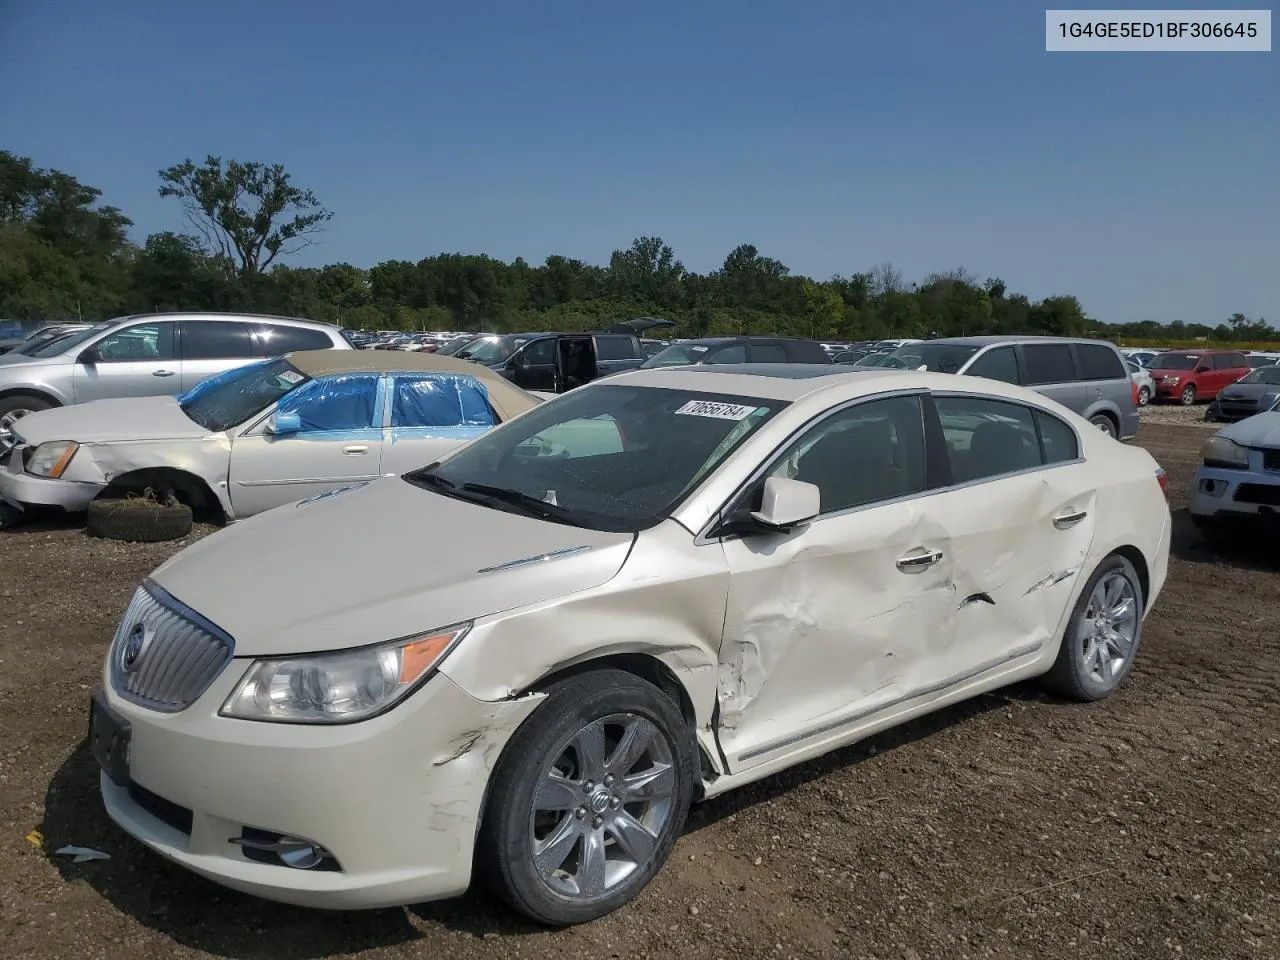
<box><xmin>1042</xmin><ymin>555</ymin><xmax>1144</xmax><ymax>702</ymax></box>
<box><xmin>1089</xmin><ymin>414</ymin><xmax>1118</xmax><ymax>438</ymax></box>
<box><xmin>478</xmin><ymin>669</ymin><xmax>695</xmax><ymax>925</ymax></box>
<box><xmin>1179</xmin><ymin>384</ymin><xmax>1197</xmax><ymax>406</ymax></box>
<box><xmin>1137</xmin><ymin>385</ymin><xmax>1151</xmax><ymax>406</ymax></box>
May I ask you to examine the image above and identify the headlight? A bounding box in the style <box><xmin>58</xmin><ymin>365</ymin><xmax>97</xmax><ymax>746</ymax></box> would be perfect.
<box><xmin>220</xmin><ymin>623</ymin><xmax>471</xmax><ymax>724</ymax></box>
<box><xmin>1161</xmin><ymin>375</ymin><xmax>1181</xmax><ymax>384</ymax></box>
<box><xmin>26</xmin><ymin>441</ymin><xmax>79</xmax><ymax>478</ymax></box>
<box><xmin>1200</xmin><ymin>436</ymin><xmax>1249</xmax><ymax>469</ymax></box>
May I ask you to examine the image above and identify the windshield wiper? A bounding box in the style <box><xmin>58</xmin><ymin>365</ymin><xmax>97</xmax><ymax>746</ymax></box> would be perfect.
<box><xmin>458</xmin><ymin>483</ymin><xmax>586</xmax><ymax>526</ymax></box>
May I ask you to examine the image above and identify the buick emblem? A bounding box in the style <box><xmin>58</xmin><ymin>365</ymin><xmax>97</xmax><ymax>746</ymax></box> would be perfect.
<box><xmin>121</xmin><ymin>623</ymin><xmax>148</xmax><ymax>672</ymax></box>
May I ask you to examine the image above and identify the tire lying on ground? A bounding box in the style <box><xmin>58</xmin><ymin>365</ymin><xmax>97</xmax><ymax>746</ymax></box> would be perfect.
<box><xmin>86</xmin><ymin>497</ymin><xmax>193</xmax><ymax>542</ymax></box>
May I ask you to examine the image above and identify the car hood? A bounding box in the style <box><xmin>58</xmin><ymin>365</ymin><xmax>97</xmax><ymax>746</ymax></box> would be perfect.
<box><xmin>0</xmin><ymin>352</ymin><xmax>62</xmax><ymax>368</ymax></box>
<box><xmin>1217</xmin><ymin>411</ymin><xmax>1280</xmax><ymax>448</ymax></box>
<box><xmin>148</xmin><ymin>477</ymin><xmax>636</xmax><ymax>656</ymax></box>
<box><xmin>13</xmin><ymin>396</ymin><xmax>211</xmax><ymax>446</ymax></box>
<box><xmin>1219</xmin><ymin>382</ymin><xmax>1278</xmax><ymax>399</ymax></box>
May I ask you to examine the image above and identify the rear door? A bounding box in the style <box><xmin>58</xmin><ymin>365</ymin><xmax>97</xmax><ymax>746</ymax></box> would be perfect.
<box><xmin>1018</xmin><ymin>342</ymin><xmax>1085</xmax><ymax>414</ymax></box>
<box><xmin>930</xmin><ymin>392</ymin><xmax>1098</xmax><ymax>677</ymax></box>
<box><xmin>72</xmin><ymin>320</ymin><xmax>181</xmax><ymax>403</ymax></box>
<box><xmin>179</xmin><ymin>320</ymin><xmax>257</xmax><ymax>392</ymax></box>
<box><xmin>226</xmin><ymin>373</ymin><xmax>384</xmax><ymax>517</ymax></box>
<box><xmin>381</xmin><ymin>372</ymin><xmax>499</xmax><ymax>475</ymax></box>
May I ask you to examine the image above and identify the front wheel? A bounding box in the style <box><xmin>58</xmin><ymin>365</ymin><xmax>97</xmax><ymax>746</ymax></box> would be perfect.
<box><xmin>0</xmin><ymin>394</ymin><xmax>53</xmax><ymax>444</ymax></box>
<box><xmin>1179</xmin><ymin>384</ymin><xmax>1197</xmax><ymax>406</ymax></box>
<box><xmin>1041</xmin><ymin>555</ymin><xmax>1144</xmax><ymax>702</ymax></box>
<box><xmin>478</xmin><ymin>669</ymin><xmax>696</xmax><ymax>925</ymax></box>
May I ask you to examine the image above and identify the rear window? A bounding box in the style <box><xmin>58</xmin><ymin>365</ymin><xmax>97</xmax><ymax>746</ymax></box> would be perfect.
<box><xmin>255</xmin><ymin>324</ymin><xmax>335</xmax><ymax>355</ymax></box>
<box><xmin>183</xmin><ymin>321</ymin><xmax>255</xmax><ymax>359</ymax></box>
<box><xmin>594</xmin><ymin>335</ymin><xmax>639</xmax><ymax>361</ymax></box>
<box><xmin>1021</xmin><ymin>343</ymin><xmax>1077</xmax><ymax>385</ymax></box>
<box><xmin>1075</xmin><ymin>343</ymin><xmax>1126</xmax><ymax>381</ymax></box>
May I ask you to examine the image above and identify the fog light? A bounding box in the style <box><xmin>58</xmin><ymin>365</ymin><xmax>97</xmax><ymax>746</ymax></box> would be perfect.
<box><xmin>231</xmin><ymin>827</ymin><xmax>339</xmax><ymax>870</ymax></box>
<box><xmin>1200</xmin><ymin>479</ymin><xmax>1224</xmax><ymax>497</ymax></box>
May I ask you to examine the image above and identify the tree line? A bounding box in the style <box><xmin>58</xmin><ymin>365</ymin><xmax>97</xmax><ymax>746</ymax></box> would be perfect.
<box><xmin>1</xmin><ymin>150</ymin><xmax>1272</xmax><ymax>344</ymax></box>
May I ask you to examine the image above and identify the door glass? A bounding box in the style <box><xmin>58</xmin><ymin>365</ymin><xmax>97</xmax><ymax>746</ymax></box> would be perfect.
<box><xmin>964</xmin><ymin>346</ymin><xmax>1019</xmax><ymax>383</ymax></box>
<box><xmin>766</xmin><ymin>395</ymin><xmax>927</xmax><ymax>513</ymax></box>
<box><xmin>750</xmin><ymin>344</ymin><xmax>788</xmax><ymax>363</ymax></box>
<box><xmin>935</xmin><ymin>396</ymin><xmax>1044</xmax><ymax>483</ymax></box>
<box><xmin>1075</xmin><ymin>343</ymin><xmax>1126</xmax><ymax>380</ymax></box>
<box><xmin>391</xmin><ymin>374</ymin><xmax>496</xmax><ymax>427</ymax></box>
<box><xmin>705</xmin><ymin>345</ymin><xmax>748</xmax><ymax>364</ymax></box>
<box><xmin>275</xmin><ymin>374</ymin><xmax>379</xmax><ymax>433</ymax></box>
<box><xmin>1021</xmin><ymin>344</ymin><xmax>1076</xmax><ymax>385</ymax></box>
<box><xmin>183</xmin><ymin>321</ymin><xmax>255</xmax><ymax>359</ymax></box>
<box><xmin>93</xmin><ymin>323</ymin><xmax>175</xmax><ymax>362</ymax></box>
<box><xmin>520</xmin><ymin>339</ymin><xmax>556</xmax><ymax>365</ymax></box>
<box><xmin>594</xmin><ymin>336</ymin><xmax>637</xmax><ymax>361</ymax></box>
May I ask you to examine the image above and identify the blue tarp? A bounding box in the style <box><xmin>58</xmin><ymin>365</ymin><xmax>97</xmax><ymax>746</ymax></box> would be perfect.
<box><xmin>277</xmin><ymin>374</ymin><xmax>379</xmax><ymax>432</ymax></box>
<box><xmin>392</xmin><ymin>374</ymin><xmax>496</xmax><ymax>428</ymax></box>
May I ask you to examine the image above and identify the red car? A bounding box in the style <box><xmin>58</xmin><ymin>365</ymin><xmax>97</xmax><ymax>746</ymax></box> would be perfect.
<box><xmin>1148</xmin><ymin>349</ymin><xmax>1251</xmax><ymax>406</ymax></box>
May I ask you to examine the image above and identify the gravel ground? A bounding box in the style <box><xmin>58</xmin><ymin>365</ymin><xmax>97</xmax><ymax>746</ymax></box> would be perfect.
<box><xmin>1</xmin><ymin>421</ymin><xmax>1276</xmax><ymax>960</ymax></box>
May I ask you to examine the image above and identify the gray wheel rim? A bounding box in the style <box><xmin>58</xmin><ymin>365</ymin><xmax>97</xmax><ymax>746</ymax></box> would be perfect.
<box><xmin>1182</xmin><ymin>387</ymin><xmax>1195</xmax><ymax>404</ymax></box>
<box><xmin>1081</xmin><ymin>571</ymin><xmax>1137</xmax><ymax>684</ymax></box>
<box><xmin>0</xmin><ymin>408</ymin><xmax>32</xmax><ymax>443</ymax></box>
<box><xmin>1092</xmin><ymin>417</ymin><xmax>1116</xmax><ymax>437</ymax></box>
<box><xmin>1138</xmin><ymin>386</ymin><xmax>1150</xmax><ymax>405</ymax></box>
<box><xmin>529</xmin><ymin>713</ymin><xmax>676</xmax><ymax>899</ymax></box>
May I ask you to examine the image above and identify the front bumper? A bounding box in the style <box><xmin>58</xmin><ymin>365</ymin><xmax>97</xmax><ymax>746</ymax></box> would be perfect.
<box><xmin>0</xmin><ymin>453</ymin><xmax>102</xmax><ymax>512</ymax></box>
<box><xmin>97</xmin><ymin>664</ymin><xmax>542</xmax><ymax>910</ymax></box>
<box><xmin>1188</xmin><ymin>462</ymin><xmax>1280</xmax><ymax>522</ymax></box>
<box><xmin>1153</xmin><ymin>380</ymin><xmax>1191</xmax><ymax>401</ymax></box>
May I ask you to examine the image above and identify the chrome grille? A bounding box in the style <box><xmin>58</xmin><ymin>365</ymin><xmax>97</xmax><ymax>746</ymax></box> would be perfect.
<box><xmin>109</xmin><ymin>582</ymin><xmax>235</xmax><ymax>712</ymax></box>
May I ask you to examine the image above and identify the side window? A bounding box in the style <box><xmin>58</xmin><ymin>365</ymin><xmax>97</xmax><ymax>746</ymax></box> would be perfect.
<box><xmin>183</xmin><ymin>321</ymin><xmax>255</xmax><ymax>359</ymax></box>
<box><xmin>1216</xmin><ymin>353</ymin><xmax>1247</xmax><ymax>370</ymax></box>
<box><xmin>750</xmin><ymin>343</ymin><xmax>789</xmax><ymax>363</ymax></box>
<box><xmin>1035</xmin><ymin>410</ymin><xmax>1079</xmax><ymax>464</ymax></box>
<box><xmin>767</xmin><ymin>395</ymin><xmax>927</xmax><ymax>514</ymax></box>
<box><xmin>594</xmin><ymin>336</ymin><xmax>638</xmax><ymax>361</ymax></box>
<box><xmin>520</xmin><ymin>339</ymin><xmax>556</xmax><ymax>365</ymax></box>
<box><xmin>391</xmin><ymin>374</ymin><xmax>496</xmax><ymax>428</ymax></box>
<box><xmin>1021</xmin><ymin>344</ymin><xmax>1076</xmax><ymax>385</ymax></box>
<box><xmin>255</xmin><ymin>325</ymin><xmax>334</xmax><ymax>356</ymax></box>
<box><xmin>93</xmin><ymin>322</ymin><xmax>175</xmax><ymax>362</ymax></box>
<box><xmin>964</xmin><ymin>346</ymin><xmax>1019</xmax><ymax>384</ymax></box>
<box><xmin>705</xmin><ymin>344</ymin><xmax>748</xmax><ymax>364</ymax></box>
<box><xmin>935</xmin><ymin>396</ymin><xmax>1043</xmax><ymax>483</ymax></box>
<box><xmin>518</xmin><ymin>415</ymin><xmax>625</xmax><ymax>460</ymax></box>
<box><xmin>1075</xmin><ymin>343</ymin><xmax>1126</xmax><ymax>381</ymax></box>
<box><xmin>274</xmin><ymin>374</ymin><xmax>379</xmax><ymax>433</ymax></box>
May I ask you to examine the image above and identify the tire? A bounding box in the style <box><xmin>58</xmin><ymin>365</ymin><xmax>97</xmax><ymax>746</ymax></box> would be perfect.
<box><xmin>86</xmin><ymin>497</ymin><xmax>193</xmax><ymax>542</ymax></box>
<box><xmin>1041</xmin><ymin>555</ymin><xmax>1144</xmax><ymax>702</ymax></box>
<box><xmin>477</xmin><ymin>669</ymin><xmax>696</xmax><ymax>926</ymax></box>
<box><xmin>0</xmin><ymin>394</ymin><xmax>53</xmax><ymax>442</ymax></box>
<box><xmin>1179</xmin><ymin>384</ymin><xmax>1197</xmax><ymax>406</ymax></box>
<box><xmin>0</xmin><ymin>501</ymin><xmax>21</xmax><ymax>530</ymax></box>
<box><xmin>1089</xmin><ymin>414</ymin><xmax>1118</xmax><ymax>438</ymax></box>
<box><xmin>1137</xmin><ymin>385</ymin><xmax>1151</xmax><ymax>406</ymax></box>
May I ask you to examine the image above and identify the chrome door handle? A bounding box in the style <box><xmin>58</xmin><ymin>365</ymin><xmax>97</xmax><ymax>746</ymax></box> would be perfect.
<box><xmin>896</xmin><ymin>548</ymin><xmax>943</xmax><ymax>572</ymax></box>
<box><xmin>152</xmin><ymin>369</ymin><xmax>176</xmax><ymax>377</ymax></box>
<box><xmin>343</xmin><ymin>445</ymin><xmax>369</xmax><ymax>455</ymax></box>
<box><xmin>1053</xmin><ymin>509</ymin><xmax>1088</xmax><ymax>529</ymax></box>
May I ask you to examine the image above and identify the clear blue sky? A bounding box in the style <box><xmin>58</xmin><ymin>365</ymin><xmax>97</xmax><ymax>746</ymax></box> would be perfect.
<box><xmin>2</xmin><ymin>0</ymin><xmax>1275</xmax><ymax>325</ymax></box>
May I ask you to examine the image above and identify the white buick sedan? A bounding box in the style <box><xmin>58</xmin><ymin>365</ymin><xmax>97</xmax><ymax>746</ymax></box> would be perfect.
<box><xmin>88</xmin><ymin>365</ymin><xmax>1171</xmax><ymax>925</ymax></box>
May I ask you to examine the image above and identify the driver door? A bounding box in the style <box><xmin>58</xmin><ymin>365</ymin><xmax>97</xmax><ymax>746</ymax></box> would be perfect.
<box><xmin>72</xmin><ymin>321</ymin><xmax>181</xmax><ymax>403</ymax></box>
<box><xmin>227</xmin><ymin>373</ymin><xmax>385</xmax><ymax>517</ymax></box>
<box><xmin>509</xmin><ymin>338</ymin><xmax>558</xmax><ymax>390</ymax></box>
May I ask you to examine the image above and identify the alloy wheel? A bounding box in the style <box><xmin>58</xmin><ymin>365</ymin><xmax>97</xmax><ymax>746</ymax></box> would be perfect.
<box><xmin>1080</xmin><ymin>571</ymin><xmax>1138</xmax><ymax>685</ymax></box>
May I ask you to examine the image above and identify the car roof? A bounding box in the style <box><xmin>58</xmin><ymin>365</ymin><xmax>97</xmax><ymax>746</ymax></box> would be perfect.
<box><xmin>103</xmin><ymin>311</ymin><xmax>341</xmax><ymax>330</ymax></box>
<box><xmin>608</xmin><ymin>363</ymin><xmax>955</xmax><ymax>401</ymax></box>
<box><xmin>285</xmin><ymin>349</ymin><xmax>539</xmax><ymax>419</ymax></box>
<box><xmin>909</xmin><ymin>335</ymin><xmax>1116</xmax><ymax>348</ymax></box>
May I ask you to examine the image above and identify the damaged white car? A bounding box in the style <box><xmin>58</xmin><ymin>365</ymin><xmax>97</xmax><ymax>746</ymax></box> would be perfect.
<box><xmin>0</xmin><ymin>350</ymin><xmax>539</xmax><ymax>525</ymax></box>
<box><xmin>88</xmin><ymin>365</ymin><xmax>1171</xmax><ymax>924</ymax></box>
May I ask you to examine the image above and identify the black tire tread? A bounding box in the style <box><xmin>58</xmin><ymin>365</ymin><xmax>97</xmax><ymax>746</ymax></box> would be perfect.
<box><xmin>86</xmin><ymin>497</ymin><xmax>193</xmax><ymax>542</ymax></box>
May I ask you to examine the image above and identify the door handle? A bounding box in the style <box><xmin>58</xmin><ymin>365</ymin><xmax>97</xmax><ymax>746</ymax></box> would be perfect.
<box><xmin>342</xmin><ymin>445</ymin><xmax>369</xmax><ymax>455</ymax></box>
<box><xmin>152</xmin><ymin>370</ymin><xmax>176</xmax><ymax>377</ymax></box>
<box><xmin>1053</xmin><ymin>508</ymin><xmax>1088</xmax><ymax>529</ymax></box>
<box><xmin>896</xmin><ymin>548</ymin><xmax>943</xmax><ymax>572</ymax></box>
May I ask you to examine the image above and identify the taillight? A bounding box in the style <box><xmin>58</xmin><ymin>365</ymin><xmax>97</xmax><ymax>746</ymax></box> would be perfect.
<box><xmin>1131</xmin><ymin>380</ymin><xmax>1140</xmax><ymax>405</ymax></box>
<box><xmin>1155</xmin><ymin>467</ymin><xmax>1169</xmax><ymax>501</ymax></box>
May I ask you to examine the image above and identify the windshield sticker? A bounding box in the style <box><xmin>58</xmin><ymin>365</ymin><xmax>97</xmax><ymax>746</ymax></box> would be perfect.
<box><xmin>278</xmin><ymin>370</ymin><xmax>304</xmax><ymax>384</ymax></box>
<box><xmin>674</xmin><ymin>400</ymin><xmax>760</xmax><ymax>421</ymax></box>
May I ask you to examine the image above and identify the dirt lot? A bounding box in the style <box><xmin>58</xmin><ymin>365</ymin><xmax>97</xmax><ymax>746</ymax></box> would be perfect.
<box><xmin>1</xmin><ymin>418</ymin><xmax>1276</xmax><ymax>960</ymax></box>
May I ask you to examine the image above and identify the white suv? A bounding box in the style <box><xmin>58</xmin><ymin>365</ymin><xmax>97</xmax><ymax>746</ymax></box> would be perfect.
<box><xmin>0</xmin><ymin>312</ymin><xmax>349</xmax><ymax>443</ymax></box>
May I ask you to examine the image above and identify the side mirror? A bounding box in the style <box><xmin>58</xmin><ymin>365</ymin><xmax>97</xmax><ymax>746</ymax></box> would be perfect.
<box><xmin>748</xmin><ymin>477</ymin><xmax>821</xmax><ymax>532</ymax></box>
<box><xmin>78</xmin><ymin>346</ymin><xmax>101</xmax><ymax>365</ymax></box>
<box><xmin>265</xmin><ymin>411</ymin><xmax>302</xmax><ymax>435</ymax></box>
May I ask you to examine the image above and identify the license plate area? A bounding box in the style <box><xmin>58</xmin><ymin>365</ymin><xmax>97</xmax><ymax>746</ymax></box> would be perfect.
<box><xmin>88</xmin><ymin>688</ymin><xmax>131</xmax><ymax>787</ymax></box>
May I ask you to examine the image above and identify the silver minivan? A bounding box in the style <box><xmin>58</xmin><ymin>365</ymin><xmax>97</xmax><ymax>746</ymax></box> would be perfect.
<box><xmin>877</xmin><ymin>336</ymin><xmax>1140</xmax><ymax>439</ymax></box>
<box><xmin>0</xmin><ymin>312</ymin><xmax>350</xmax><ymax>443</ymax></box>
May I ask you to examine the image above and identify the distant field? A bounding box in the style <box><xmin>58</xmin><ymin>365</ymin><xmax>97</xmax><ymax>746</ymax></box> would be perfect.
<box><xmin>1114</xmin><ymin>338</ymin><xmax>1280</xmax><ymax>351</ymax></box>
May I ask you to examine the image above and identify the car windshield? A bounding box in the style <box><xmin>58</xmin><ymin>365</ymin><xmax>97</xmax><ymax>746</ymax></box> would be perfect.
<box><xmin>405</xmin><ymin>384</ymin><xmax>786</xmax><ymax>532</ymax></box>
<box><xmin>179</xmin><ymin>358</ymin><xmax>309</xmax><ymax>432</ymax></box>
<box><xmin>1149</xmin><ymin>353</ymin><xmax>1200</xmax><ymax>370</ymax></box>
<box><xmin>15</xmin><ymin>325</ymin><xmax>104</xmax><ymax>357</ymax></box>
<box><xmin>851</xmin><ymin>352</ymin><xmax>893</xmax><ymax>367</ymax></box>
<box><xmin>881</xmin><ymin>342</ymin><xmax>980</xmax><ymax>373</ymax></box>
<box><xmin>436</xmin><ymin>337</ymin><xmax>476</xmax><ymax>356</ymax></box>
<box><xmin>640</xmin><ymin>343</ymin><xmax>714</xmax><ymax>368</ymax></box>
<box><xmin>457</xmin><ymin>336</ymin><xmax>525</xmax><ymax>363</ymax></box>
<box><xmin>1247</xmin><ymin>356</ymin><xmax>1279</xmax><ymax>368</ymax></box>
<box><xmin>1240</xmin><ymin>366</ymin><xmax>1280</xmax><ymax>385</ymax></box>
